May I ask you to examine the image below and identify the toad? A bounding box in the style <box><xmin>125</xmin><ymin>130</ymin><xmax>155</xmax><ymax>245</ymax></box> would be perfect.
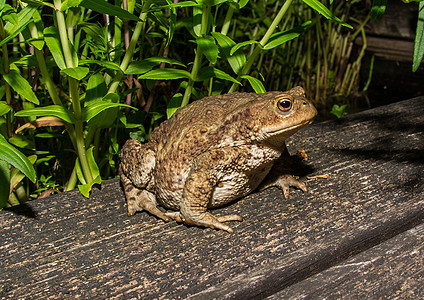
<box><xmin>120</xmin><ymin>86</ymin><xmax>317</xmax><ymax>233</ymax></box>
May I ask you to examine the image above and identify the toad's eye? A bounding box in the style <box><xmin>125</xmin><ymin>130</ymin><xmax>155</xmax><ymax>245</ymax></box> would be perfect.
<box><xmin>276</xmin><ymin>96</ymin><xmax>292</xmax><ymax>112</ymax></box>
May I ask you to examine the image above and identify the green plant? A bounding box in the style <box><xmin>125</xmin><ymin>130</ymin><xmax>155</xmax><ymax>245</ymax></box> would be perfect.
<box><xmin>0</xmin><ymin>0</ymin><xmax>350</xmax><ymax>208</ymax></box>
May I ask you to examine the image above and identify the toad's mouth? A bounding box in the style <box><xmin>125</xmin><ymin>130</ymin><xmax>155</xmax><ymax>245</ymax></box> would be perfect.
<box><xmin>266</xmin><ymin>119</ymin><xmax>314</xmax><ymax>135</ymax></box>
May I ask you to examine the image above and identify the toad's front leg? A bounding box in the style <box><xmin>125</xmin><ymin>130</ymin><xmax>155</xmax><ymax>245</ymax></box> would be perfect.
<box><xmin>173</xmin><ymin>157</ymin><xmax>243</xmax><ymax>233</ymax></box>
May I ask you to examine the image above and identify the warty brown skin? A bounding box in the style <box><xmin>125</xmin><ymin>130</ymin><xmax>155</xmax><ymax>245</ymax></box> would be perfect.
<box><xmin>119</xmin><ymin>86</ymin><xmax>317</xmax><ymax>233</ymax></box>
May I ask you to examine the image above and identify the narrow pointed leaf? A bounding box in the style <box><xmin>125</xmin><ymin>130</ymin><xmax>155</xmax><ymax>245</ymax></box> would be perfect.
<box><xmin>370</xmin><ymin>0</ymin><xmax>388</xmax><ymax>20</ymax></box>
<box><xmin>196</xmin><ymin>36</ymin><xmax>219</xmax><ymax>64</ymax></box>
<box><xmin>0</xmin><ymin>5</ymin><xmax>37</xmax><ymax>47</ymax></box>
<box><xmin>126</xmin><ymin>57</ymin><xmax>185</xmax><ymax>75</ymax></box>
<box><xmin>241</xmin><ymin>75</ymin><xmax>266</xmax><ymax>93</ymax></box>
<box><xmin>0</xmin><ymin>160</ymin><xmax>10</xmax><ymax>208</ymax></box>
<box><xmin>196</xmin><ymin>66</ymin><xmax>241</xmax><ymax>84</ymax></box>
<box><xmin>3</xmin><ymin>70</ymin><xmax>39</xmax><ymax>104</ymax></box>
<box><xmin>230</xmin><ymin>40</ymin><xmax>260</xmax><ymax>56</ymax></box>
<box><xmin>413</xmin><ymin>2</ymin><xmax>424</xmax><ymax>72</ymax></box>
<box><xmin>80</xmin><ymin>0</ymin><xmax>140</xmax><ymax>21</ymax></box>
<box><xmin>138</xmin><ymin>69</ymin><xmax>191</xmax><ymax>80</ymax></box>
<box><xmin>212</xmin><ymin>32</ymin><xmax>246</xmax><ymax>75</ymax></box>
<box><xmin>0</xmin><ymin>133</ymin><xmax>36</xmax><ymax>183</ymax></box>
<box><xmin>44</xmin><ymin>27</ymin><xmax>66</xmax><ymax>70</ymax></box>
<box><xmin>60</xmin><ymin>67</ymin><xmax>90</xmax><ymax>80</ymax></box>
<box><xmin>81</xmin><ymin>96</ymin><xmax>136</xmax><ymax>123</ymax></box>
<box><xmin>303</xmin><ymin>0</ymin><xmax>353</xmax><ymax>29</ymax></box>
<box><xmin>15</xmin><ymin>105</ymin><xmax>76</xmax><ymax>124</ymax></box>
<box><xmin>264</xmin><ymin>21</ymin><xmax>312</xmax><ymax>50</ymax></box>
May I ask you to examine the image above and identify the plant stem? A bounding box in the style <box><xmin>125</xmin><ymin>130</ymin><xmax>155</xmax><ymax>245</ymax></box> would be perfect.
<box><xmin>228</xmin><ymin>0</ymin><xmax>293</xmax><ymax>93</ymax></box>
<box><xmin>54</xmin><ymin>0</ymin><xmax>93</xmax><ymax>184</ymax></box>
<box><xmin>108</xmin><ymin>10</ymin><xmax>147</xmax><ymax>94</ymax></box>
<box><xmin>181</xmin><ymin>2</ymin><xmax>211</xmax><ymax>106</ymax></box>
<box><xmin>0</xmin><ymin>20</ymin><xmax>13</xmax><ymax>138</ymax></box>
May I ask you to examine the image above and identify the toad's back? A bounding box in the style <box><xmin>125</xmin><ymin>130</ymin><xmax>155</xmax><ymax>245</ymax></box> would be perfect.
<box><xmin>151</xmin><ymin>93</ymin><xmax>262</xmax><ymax>205</ymax></box>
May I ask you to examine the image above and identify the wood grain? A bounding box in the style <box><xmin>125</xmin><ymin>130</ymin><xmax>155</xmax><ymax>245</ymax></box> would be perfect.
<box><xmin>1</xmin><ymin>97</ymin><xmax>424</xmax><ymax>299</ymax></box>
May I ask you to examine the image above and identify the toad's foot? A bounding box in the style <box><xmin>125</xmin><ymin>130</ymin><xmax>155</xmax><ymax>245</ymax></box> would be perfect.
<box><xmin>260</xmin><ymin>174</ymin><xmax>307</xmax><ymax>199</ymax></box>
<box><xmin>121</xmin><ymin>174</ymin><xmax>170</xmax><ymax>222</ymax></box>
<box><xmin>165</xmin><ymin>211</ymin><xmax>243</xmax><ymax>233</ymax></box>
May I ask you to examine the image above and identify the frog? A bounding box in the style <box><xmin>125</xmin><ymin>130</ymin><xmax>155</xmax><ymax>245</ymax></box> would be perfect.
<box><xmin>119</xmin><ymin>86</ymin><xmax>317</xmax><ymax>233</ymax></box>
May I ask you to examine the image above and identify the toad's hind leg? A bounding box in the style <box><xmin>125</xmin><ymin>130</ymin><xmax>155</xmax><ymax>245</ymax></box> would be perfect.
<box><xmin>177</xmin><ymin>168</ymin><xmax>243</xmax><ymax>233</ymax></box>
<box><xmin>121</xmin><ymin>173</ymin><xmax>170</xmax><ymax>222</ymax></box>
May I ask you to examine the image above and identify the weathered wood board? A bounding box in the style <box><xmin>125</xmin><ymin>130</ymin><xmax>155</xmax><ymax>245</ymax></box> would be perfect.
<box><xmin>1</xmin><ymin>97</ymin><xmax>424</xmax><ymax>299</ymax></box>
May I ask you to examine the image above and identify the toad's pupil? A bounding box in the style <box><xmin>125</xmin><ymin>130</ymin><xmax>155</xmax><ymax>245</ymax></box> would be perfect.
<box><xmin>279</xmin><ymin>100</ymin><xmax>291</xmax><ymax>109</ymax></box>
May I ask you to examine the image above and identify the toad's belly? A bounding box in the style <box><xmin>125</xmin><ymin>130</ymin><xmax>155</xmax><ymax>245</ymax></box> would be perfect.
<box><xmin>209</xmin><ymin>165</ymin><xmax>272</xmax><ymax>208</ymax></box>
<box><xmin>154</xmin><ymin>162</ymin><xmax>274</xmax><ymax>210</ymax></box>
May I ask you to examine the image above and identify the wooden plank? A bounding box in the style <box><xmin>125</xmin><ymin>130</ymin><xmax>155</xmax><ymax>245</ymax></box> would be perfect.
<box><xmin>269</xmin><ymin>223</ymin><xmax>424</xmax><ymax>299</ymax></box>
<box><xmin>1</xmin><ymin>97</ymin><xmax>424</xmax><ymax>299</ymax></box>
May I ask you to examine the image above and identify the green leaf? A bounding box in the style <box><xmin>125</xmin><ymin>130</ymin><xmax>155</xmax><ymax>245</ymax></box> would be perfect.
<box><xmin>167</xmin><ymin>93</ymin><xmax>183</xmax><ymax>119</ymax></box>
<box><xmin>79</xmin><ymin>22</ymin><xmax>105</xmax><ymax>46</ymax></box>
<box><xmin>240</xmin><ymin>75</ymin><xmax>266</xmax><ymax>93</ymax></box>
<box><xmin>302</xmin><ymin>0</ymin><xmax>353</xmax><ymax>29</ymax></box>
<box><xmin>79</xmin><ymin>0</ymin><xmax>140</xmax><ymax>22</ymax></box>
<box><xmin>81</xmin><ymin>94</ymin><xmax>135</xmax><ymax>123</ymax></box>
<box><xmin>78</xmin><ymin>175</ymin><xmax>102</xmax><ymax>198</ymax></box>
<box><xmin>80</xmin><ymin>59</ymin><xmax>122</xmax><ymax>71</ymax></box>
<box><xmin>3</xmin><ymin>70</ymin><xmax>39</xmax><ymax>104</ymax></box>
<box><xmin>15</xmin><ymin>105</ymin><xmax>76</xmax><ymax>124</ymax></box>
<box><xmin>211</xmin><ymin>32</ymin><xmax>246</xmax><ymax>75</ymax></box>
<box><xmin>86</xmin><ymin>92</ymin><xmax>119</xmax><ymax>128</ymax></box>
<box><xmin>85</xmin><ymin>73</ymin><xmax>107</xmax><ymax>102</ymax></box>
<box><xmin>0</xmin><ymin>5</ymin><xmax>37</xmax><ymax>47</ymax></box>
<box><xmin>330</xmin><ymin>104</ymin><xmax>348</xmax><ymax>118</ymax></box>
<box><xmin>138</xmin><ymin>68</ymin><xmax>191</xmax><ymax>80</ymax></box>
<box><xmin>126</xmin><ymin>57</ymin><xmax>186</xmax><ymax>75</ymax></box>
<box><xmin>44</xmin><ymin>27</ymin><xmax>66</xmax><ymax>70</ymax></box>
<box><xmin>413</xmin><ymin>1</ymin><xmax>424</xmax><ymax>72</ymax></box>
<box><xmin>60</xmin><ymin>67</ymin><xmax>90</xmax><ymax>80</ymax></box>
<box><xmin>0</xmin><ymin>160</ymin><xmax>10</xmax><ymax>209</ymax></box>
<box><xmin>61</xmin><ymin>0</ymin><xmax>84</xmax><ymax>11</ymax></box>
<box><xmin>371</xmin><ymin>0</ymin><xmax>388</xmax><ymax>20</ymax></box>
<box><xmin>264</xmin><ymin>21</ymin><xmax>312</xmax><ymax>50</ymax></box>
<box><xmin>9</xmin><ymin>134</ymin><xmax>35</xmax><ymax>150</ymax></box>
<box><xmin>196</xmin><ymin>36</ymin><xmax>219</xmax><ymax>64</ymax></box>
<box><xmin>0</xmin><ymin>133</ymin><xmax>36</xmax><ymax>183</ymax></box>
<box><xmin>196</xmin><ymin>66</ymin><xmax>241</xmax><ymax>84</ymax></box>
<box><xmin>0</xmin><ymin>101</ymin><xmax>11</xmax><ymax>116</ymax></box>
<box><xmin>230</xmin><ymin>40</ymin><xmax>260</xmax><ymax>56</ymax></box>
<box><xmin>77</xmin><ymin>147</ymin><xmax>102</xmax><ymax>197</ymax></box>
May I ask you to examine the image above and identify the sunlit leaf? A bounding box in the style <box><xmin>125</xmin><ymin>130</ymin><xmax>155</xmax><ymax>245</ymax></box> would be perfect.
<box><xmin>60</xmin><ymin>67</ymin><xmax>89</xmax><ymax>80</ymax></box>
<box><xmin>196</xmin><ymin>36</ymin><xmax>219</xmax><ymax>64</ymax></box>
<box><xmin>211</xmin><ymin>32</ymin><xmax>246</xmax><ymax>75</ymax></box>
<box><xmin>80</xmin><ymin>0</ymin><xmax>140</xmax><ymax>21</ymax></box>
<box><xmin>0</xmin><ymin>101</ymin><xmax>11</xmax><ymax>116</ymax></box>
<box><xmin>138</xmin><ymin>68</ymin><xmax>191</xmax><ymax>80</ymax></box>
<box><xmin>15</xmin><ymin>105</ymin><xmax>76</xmax><ymax>124</ymax></box>
<box><xmin>230</xmin><ymin>40</ymin><xmax>260</xmax><ymax>56</ymax></box>
<box><xmin>0</xmin><ymin>133</ymin><xmax>36</xmax><ymax>183</ymax></box>
<box><xmin>264</xmin><ymin>21</ymin><xmax>312</xmax><ymax>50</ymax></box>
<box><xmin>413</xmin><ymin>1</ymin><xmax>424</xmax><ymax>72</ymax></box>
<box><xmin>196</xmin><ymin>66</ymin><xmax>241</xmax><ymax>84</ymax></box>
<box><xmin>3</xmin><ymin>70</ymin><xmax>39</xmax><ymax>104</ymax></box>
<box><xmin>81</xmin><ymin>95</ymin><xmax>136</xmax><ymax>123</ymax></box>
<box><xmin>44</xmin><ymin>26</ymin><xmax>66</xmax><ymax>70</ymax></box>
<box><xmin>241</xmin><ymin>75</ymin><xmax>266</xmax><ymax>93</ymax></box>
<box><xmin>0</xmin><ymin>5</ymin><xmax>37</xmax><ymax>47</ymax></box>
<box><xmin>0</xmin><ymin>160</ymin><xmax>10</xmax><ymax>209</ymax></box>
<box><xmin>167</xmin><ymin>93</ymin><xmax>183</xmax><ymax>119</ymax></box>
<box><xmin>303</xmin><ymin>0</ymin><xmax>353</xmax><ymax>29</ymax></box>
